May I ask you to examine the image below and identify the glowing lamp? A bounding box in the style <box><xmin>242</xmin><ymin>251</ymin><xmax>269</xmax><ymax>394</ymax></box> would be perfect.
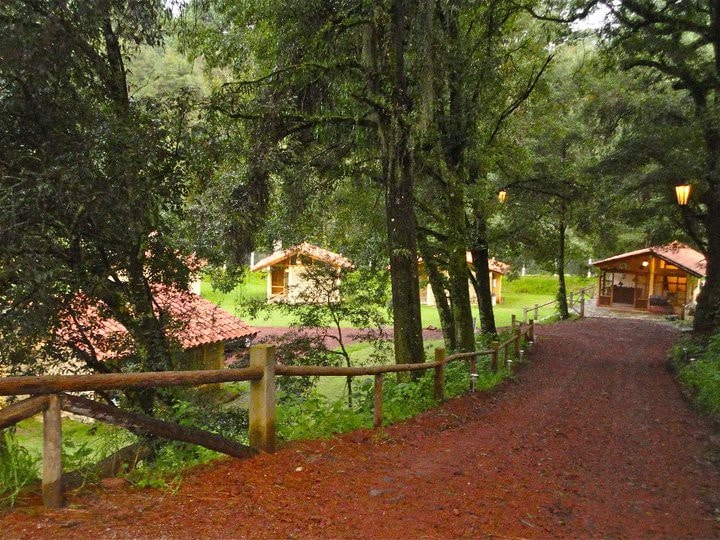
<box><xmin>498</xmin><ymin>189</ymin><xmax>507</xmax><ymax>204</ymax></box>
<box><xmin>675</xmin><ymin>183</ymin><xmax>691</xmax><ymax>206</ymax></box>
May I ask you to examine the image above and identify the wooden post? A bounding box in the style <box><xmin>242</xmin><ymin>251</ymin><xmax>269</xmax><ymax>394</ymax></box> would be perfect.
<box><xmin>434</xmin><ymin>348</ymin><xmax>445</xmax><ymax>402</ymax></box>
<box><xmin>511</xmin><ymin>314</ymin><xmax>516</xmax><ymax>329</ymax></box>
<box><xmin>503</xmin><ymin>342</ymin><xmax>509</xmax><ymax>367</ymax></box>
<box><xmin>249</xmin><ymin>345</ymin><xmax>276</xmax><ymax>453</ymax></box>
<box><xmin>529</xmin><ymin>319</ymin><xmax>535</xmax><ymax>342</ymax></box>
<box><xmin>534</xmin><ymin>303</ymin><xmax>539</xmax><ymax>321</ymax></box>
<box><xmin>491</xmin><ymin>342</ymin><xmax>499</xmax><ymax>372</ymax></box>
<box><xmin>523</xmin><ymin>308</ymin><xmax>528</xmax><ymax>324</ymax></box>
<box><xmin>42</xmin><ymin>394</ymin><xmax>63</xmax><ymax>508</ymax></box>
<box><xmin>580</xmin><ymin>296</ymin><xmax>585</xmax><ymax>318</ymax></box>
<box><xmin>373</xmin><ymin>373</ymin><xmax>384</xmax><ymax>428</ymax></box>
<box><xmin>514</xmin><ymin>328</ymin><xmax>521</xmax><ymax>360</ymax></box>
<box><xmin>569</xmin><ymin>292</ymin><xmax>574</xmax><ymax>309</ymax></box>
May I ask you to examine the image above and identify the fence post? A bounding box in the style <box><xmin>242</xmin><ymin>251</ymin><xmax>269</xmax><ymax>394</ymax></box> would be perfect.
<box><xmin>523</xmin><ymin>308</ymin><xmax>528</xmax><ymax>324</ymax></box>
<box><xmin>373</xmin><ymin>373</ymin><xmax>384</xmax><ymax>428</ymax></box>
<box><xmin>580</xmin><ymin>295</ymin><xmax>585</xmax><ymax>318</ymax></box>
<box><xmin>514</xmin><ymin>328</ymin><xmax>521</xmax><ymax>360</ymax></box>
<box><xmin>569</xmin><ymin>292</ymin><xmax>574</xmax><ymax>309</ymax></box>
<box><xmin>434</xmin><ymin>348</ymin><xmax>445</xmax><ymax>401</ymax></box>
<box><xmin>511</xmin><ymin>314</ymin><xmax>516</xmax><ymax>329</ymax></box>
<box><xmin>534</xmin><ymin>303</ymin><xmax>539</xmax><ymax>321</ymax></box>
<box><xmin>249</xmin><ymin>345</ymin><xmax>277</xmax><ymax>453</ymax></box>
<box><xmin>503</xmin><ymin>342</ymin><xmax>509</xmax><ymax>367</ymax></box>
<box><xmin>491</xmin><ymin>342</ymin><xmax>499</xmax><ymax>372</ymax></box>
<box><xmin>42</xmin><ymin>394</ymin><xmax>63</xmax><ymax>508</ymax></box>
<box><xmin>529</xmin><ymin>319</ymin><xmax>535</xmax><ymax>342</ymax></box>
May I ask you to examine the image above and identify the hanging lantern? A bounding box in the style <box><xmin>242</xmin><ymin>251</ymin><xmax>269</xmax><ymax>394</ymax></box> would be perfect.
<box><xmin>498</xmin><ymin>188</ymin><xmax>507</xmax><ymax>204</ymax></box>
<box><xmin>675</xmin><ymin>183</ymin><xmax>691</xmax><ymax>206</ymax></box>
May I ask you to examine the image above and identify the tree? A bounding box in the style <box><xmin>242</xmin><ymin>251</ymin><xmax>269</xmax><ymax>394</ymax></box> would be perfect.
<box><xmin>182</xmin><ymin>0</ymin><xmax>430</xmax><ymax>363</ymax></box>
<box><xmin>598</xmin><ymin>0</ymin><xmax>720</xmax><ymax>334</ymax></box>
<box><xmin>0</xmin><ymin>1</ymin><xmax>199</xmax><ymax>412</ymax></box>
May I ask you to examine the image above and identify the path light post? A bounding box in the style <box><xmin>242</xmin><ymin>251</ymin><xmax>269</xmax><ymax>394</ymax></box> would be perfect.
<box><xmin>675</xmin><ymin>182</ymin><xmax>691</xmax><ymax>206</ymax></box>
<box><xmin>498</xmin><ymin>188</ymin><xmax>507</xmax><ymax>204</ymax></box>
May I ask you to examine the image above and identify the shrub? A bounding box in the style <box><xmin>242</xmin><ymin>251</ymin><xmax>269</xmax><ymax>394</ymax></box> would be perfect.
<box><xmin>679</xmin><ymin>332</ymin><xmax>720</xmax><ymax>414</ymax></box>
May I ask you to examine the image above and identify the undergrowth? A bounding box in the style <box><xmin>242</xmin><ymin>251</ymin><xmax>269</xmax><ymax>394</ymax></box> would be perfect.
<box><xmin>0</xmin><ymin>430</ymin><xmax>39</xmax><ymax>508</ymax></box>
<box><xmin>676</xmin><ymin>332</ymin><xmax>720</xmax><ymax>414</ymax></box>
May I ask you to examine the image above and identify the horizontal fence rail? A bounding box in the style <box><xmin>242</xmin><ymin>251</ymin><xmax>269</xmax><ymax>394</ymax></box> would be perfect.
<box><xmin>522</xmin><ymin>285</ymin><xmax>595</xmax><ymax>323</ymax></box>
<box><xmin>0</xmin><ymin>322</ymin><xmax>535</xmax><ymax>509</ymax></box>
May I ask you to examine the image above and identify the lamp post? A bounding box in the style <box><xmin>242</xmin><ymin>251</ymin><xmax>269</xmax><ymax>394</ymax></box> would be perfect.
<box><xmin>498</xmin><ymin>188</ymin><xmax>507</xmax><ymax>204</ymax></box>
<box><xmin>675</xmin><ymin>183</ymin><xmax>691</xmax><ymax>206</ymax></box>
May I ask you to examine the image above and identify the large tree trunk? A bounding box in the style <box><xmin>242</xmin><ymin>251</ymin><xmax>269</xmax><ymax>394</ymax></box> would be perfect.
<box><xmin>557</xmin><ymin>203</ymin><xmax>569</xmax><ymax>320</ymax></box>
<box><xmin>376</xmin><ymin>0</ymin><xmax>425</xmax><ymax>364</ymax></box>
<box><xmin>470</xmin><ymin>211</ymin><xmax>497</xmax><ymax>335</ymax></box>
<box><xmin>446</xmin><ymin>187</ymin><xmax>475</xmax><ymax>353</ymax></box>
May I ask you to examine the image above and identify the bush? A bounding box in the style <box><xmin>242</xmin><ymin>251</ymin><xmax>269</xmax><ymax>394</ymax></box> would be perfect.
<box><xmin>679</xmin><ymin>332</ymin><xmax>720</xmax><ymax>414</ymax></box>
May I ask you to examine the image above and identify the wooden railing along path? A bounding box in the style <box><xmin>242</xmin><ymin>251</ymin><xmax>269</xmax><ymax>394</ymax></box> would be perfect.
<box><xmin>522</xmin><ymin>285</ymin><xmax>595</xmax><ymax>323</ymax></box>
<box><xmin>0</xmin><ymin>321</ymin><xmax>535</xmax><ymax>509</ymax></box>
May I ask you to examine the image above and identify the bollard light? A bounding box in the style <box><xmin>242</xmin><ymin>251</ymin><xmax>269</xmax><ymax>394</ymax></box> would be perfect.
<box><xmin>498</xmin><ymin>188</ymin><xmax>507</xmax><ymax>203</ymax></box>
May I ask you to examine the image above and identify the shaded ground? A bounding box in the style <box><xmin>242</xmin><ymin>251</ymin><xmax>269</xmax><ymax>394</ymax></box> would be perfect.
<box><xmin>4</xmin><ymin>318</ymin><xmax>720</xmax><ymax>538</ymax></box>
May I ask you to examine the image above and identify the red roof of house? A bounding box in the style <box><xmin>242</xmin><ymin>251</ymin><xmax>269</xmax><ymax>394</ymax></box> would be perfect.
<box><xmin>593</xmin><ymin>241</ymin><xmax>706</xmax><ymax>277</ymax></box>
<box><xmin>251</xmin><ymin>242</ymin><xmax>353</xmax><ymax>271</ymax></box>
<box><xmin>62</xmin><ymin>286</ymin><xmax>257</xmax><ymax>361</ymax></box>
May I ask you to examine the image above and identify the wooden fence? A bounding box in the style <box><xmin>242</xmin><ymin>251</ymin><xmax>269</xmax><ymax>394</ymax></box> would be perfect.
<box><xmin>522</xmin><ymin>285</ymin><xmax>595</xmax><ymax>323</ymax></box>
<box><xmin>0</xmin><ymin>321</ymin><xmax>534</xmax><ymax>509</ymax></box>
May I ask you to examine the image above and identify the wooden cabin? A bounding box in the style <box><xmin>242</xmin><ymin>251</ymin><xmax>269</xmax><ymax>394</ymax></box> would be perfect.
<box><xmin>419</xmin><ymin>253</ymin><xmax>510</xmax><ymax>307</ymax></box>
<box><xmin>251</xmin><ymin>242</ymin><xmax>354</xmax><ymax>304</ymax></box>
<box><xmin>592</xmin><ymin>242</ymin><xmax>706</xmax><ymax>314</ymax></box>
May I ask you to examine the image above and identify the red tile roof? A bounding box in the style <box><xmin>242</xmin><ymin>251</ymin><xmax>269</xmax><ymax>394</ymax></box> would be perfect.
<box><xmin>62</xmin><ymin>286</ymin><xmax>257</xmax><ymax>360</ymax></box>
<box><xmin>251</xmin><ymin>242</ymin><xmax>353</xmax><ymax>271</ymax></box>
<box><xmin>593</xmin><ymin>241</ymin><xmax>706</xmax><ymax>277</ymax></box>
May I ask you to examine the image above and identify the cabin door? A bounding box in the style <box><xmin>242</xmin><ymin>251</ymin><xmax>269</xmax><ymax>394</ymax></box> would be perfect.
<box><xmin>270</xmin><ymin>267</ymin><xmax>286</xmax><ymax>297</ymax></box>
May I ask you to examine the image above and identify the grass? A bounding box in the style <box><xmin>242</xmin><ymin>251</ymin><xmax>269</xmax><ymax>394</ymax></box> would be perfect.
<box><xmin>203</xmin><ymin>272</ymin><xmax>595</xmax><ymax>329</ymax></box>
<box><xmin>14</xmin><ymin>416</ymin><xmax>133</xmax><ymax>474</ymax></box>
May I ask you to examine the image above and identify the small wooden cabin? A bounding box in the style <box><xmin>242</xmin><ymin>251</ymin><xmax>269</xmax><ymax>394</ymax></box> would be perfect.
<box><xmin>419</xmin><ymin>253</ymin><xmax>510</xmax><ymax>306</ymax></box>
<box><xmin>592</xmin><ymin>242</ymin><xmax>706</xmax><ymax>314</ymax></box>
<box><xmin>251</xmin><ymin>242</ymin><xmax>354</xmax><ymax>304</ymax></box>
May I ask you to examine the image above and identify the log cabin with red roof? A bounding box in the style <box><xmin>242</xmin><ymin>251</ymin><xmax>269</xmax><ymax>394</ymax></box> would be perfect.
<box><xmin>592</xmin><ymin>242</ymin><xmax>706</xmax><ymax>315</ymax></box>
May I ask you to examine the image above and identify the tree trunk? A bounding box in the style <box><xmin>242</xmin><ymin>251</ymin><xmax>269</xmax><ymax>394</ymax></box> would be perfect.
<box><xmin>557</xmin><ymin>203</ymin><xmax>569</xmax><ymax>320</ymax></box>
<box><xmin>418</xmin><ymin>235</ymin><xmax>456</xmax><ymax>351</ymax></box>
<box><xmin>377</xmin><ymin>0</ymin><xmax>425</xmax><ymax>364</ymax></box>
<box><xmin>470</xmin><ymin>211</ymin><xmax>497</xmax><ymax>335</ymax></box>
<box><xmin>694</xmin><ymin>200</ymin><xmax>720</xmax><ymax>334</ymax></box>
<box><xmin>446</xmin><ymin>186</ymin><xmax>475</xmax><ymax>352</ymax></box>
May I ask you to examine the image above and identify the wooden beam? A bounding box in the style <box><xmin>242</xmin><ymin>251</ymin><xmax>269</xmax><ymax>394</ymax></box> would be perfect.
<box><xmin>0</xmin><ymin>395</ymin><xmax>50</xmax><ymax>429</ymax></box>
<box><xmin>42</xmin><ymin>395</ymin><xmax>63</xmax><ymax>508</ymax></box>
<box><xmin>249</xmin><ymin>345</ymin><xmax>276</xmax><ymax>453</ymax></box>
<box><xmin>59</xmin><ymin>394</ymin><xmax>255</xmax><ymax>459</ymax></box>
<box><xmin>0</xmin><ymin>367</ymin><xmax>264</xmax><ymax>396</ymax></box>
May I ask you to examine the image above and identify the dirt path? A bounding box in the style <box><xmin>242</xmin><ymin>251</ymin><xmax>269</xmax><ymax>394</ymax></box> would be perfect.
<box><xmin>4</xmin><ymin>318</ymin><xmax>720</xmax><ymax>538</ymax></box>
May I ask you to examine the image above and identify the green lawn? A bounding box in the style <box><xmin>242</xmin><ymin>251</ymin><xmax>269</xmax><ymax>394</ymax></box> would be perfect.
<box><xmin>202</xmin><ymin>271</ymin><xmax>594</xmax><ymax>329</ymax></box>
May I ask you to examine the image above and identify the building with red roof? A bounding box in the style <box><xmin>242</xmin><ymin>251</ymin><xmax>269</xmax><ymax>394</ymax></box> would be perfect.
<box><xmin>251</xmin><ymin>242</ymin><xmax>353</xmax><ymax>304</ymax></box>
<box><xmin>62</xmin><ymin>285</ymin><xmax>257</xmax><ymax>370</ymax></box>
<box><xmin>592</xmin><ymin>241</ymin><xmax>706</xmax><ymax>314</ymax></box>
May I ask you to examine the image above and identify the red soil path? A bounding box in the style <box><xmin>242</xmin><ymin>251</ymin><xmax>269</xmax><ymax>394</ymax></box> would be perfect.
<box><xmin>4</xmin><ymin>317</ymin><xmax>720</xmax><ymax>538</ymax></box>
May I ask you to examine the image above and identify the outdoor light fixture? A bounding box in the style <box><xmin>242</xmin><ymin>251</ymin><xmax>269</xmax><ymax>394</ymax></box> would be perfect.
<box><xmin>498</xmin><ymin>188</ymin><xmax>507</xmax><ymax>203</ymax></box>
<box><xmin>675</xmin><ymin>183</ymin><xmax>691</xmax><ymax>206</ymax></box>
<box><xmin>642</xmin><ymin>260</ymin><xmax>649</xmax><ymax>268</ymax></box>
